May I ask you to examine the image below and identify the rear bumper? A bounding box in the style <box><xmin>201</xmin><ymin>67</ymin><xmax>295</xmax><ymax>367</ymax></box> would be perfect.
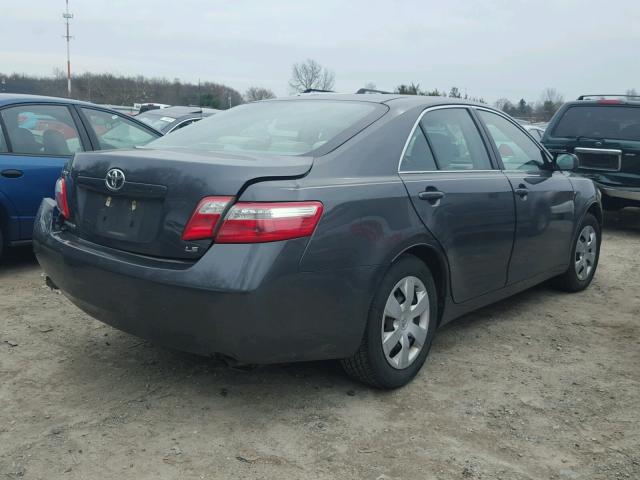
<box><xmin>34</xmin><ymin>199</ymin><xmax>381</xmax><ymax>363</ymax></box>
<box><xmin>598</xmin><ymin>184</ymin><xmax>640</xmax><ymax>202</ymax></box>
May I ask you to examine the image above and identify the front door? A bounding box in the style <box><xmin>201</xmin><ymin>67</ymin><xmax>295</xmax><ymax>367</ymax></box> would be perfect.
<box><xmin>476</xmin><ymin>109</ymin><xmax>575</xmax><ymax>284</ymax></box>
<box><xmin>399</xmin><ymin>107</ymin><xmax>516</xmax><ymax>303</ymax></box>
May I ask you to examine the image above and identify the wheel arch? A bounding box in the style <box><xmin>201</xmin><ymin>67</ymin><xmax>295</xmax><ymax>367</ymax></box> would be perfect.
<box><xmin>392</xmin><ymin>243</ymin><xmax>449</xmax><ymax>325</ymax></box>
<box><xmin>586</xmin><ymin>201</ymin><xmax>603</xmax><ymax>227</ymax></box>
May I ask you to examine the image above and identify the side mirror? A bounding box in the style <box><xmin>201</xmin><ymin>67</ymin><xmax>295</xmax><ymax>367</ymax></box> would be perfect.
<box><xmin>556</xmin><ymin>153</ymin><xmax>578</xmax><ymax>171</ymax></box>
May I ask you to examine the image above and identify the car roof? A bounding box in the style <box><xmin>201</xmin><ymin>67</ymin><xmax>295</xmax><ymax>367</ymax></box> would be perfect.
<box><xmin>140</xmin><ymin>105</ymin><xmax>221</xmax><ymax>117</ymax></box>
<box><xmin>564</xmin><ymin>99</ymin><xmax>640</xmax><ymax>107</ymax></box>
<box><xmin>0</xmin><ymin>93</ymin><xmax>96</xmax><ymax>107</ymax></box>
<box><xmin>269</xmin><ymin>93</ymin><xmax>487</xmax><ymax>109</ymax></box>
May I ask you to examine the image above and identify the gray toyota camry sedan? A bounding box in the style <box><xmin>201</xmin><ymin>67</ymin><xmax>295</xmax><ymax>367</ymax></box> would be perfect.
<box><xmin>34</xmin><ymin>94</ymin><xmax>602</xmax><ymax>388</ymax></box>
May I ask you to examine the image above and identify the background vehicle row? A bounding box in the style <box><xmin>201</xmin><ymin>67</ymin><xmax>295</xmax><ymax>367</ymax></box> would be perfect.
<box><xmin>0</xmin><ymin>94</ymin><xmax>162</xmax><ymax>258</ymax></box>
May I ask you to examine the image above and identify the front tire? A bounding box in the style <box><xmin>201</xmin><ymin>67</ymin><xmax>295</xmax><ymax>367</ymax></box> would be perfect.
<box><xmin>551</xmin><ymin>213</ymin><xmax>601</xmax><ymax>292</ymax></box>
<box><xmin>341</xmin><ymin>255</ymin><xmax>438</xmax><ymax>389</ymax></box>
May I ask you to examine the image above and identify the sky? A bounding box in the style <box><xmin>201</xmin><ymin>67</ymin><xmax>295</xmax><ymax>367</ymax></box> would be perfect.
<box><xmin>2</xmin><ymin>0</ymin><xmax>639</xmax><ymax>104</ymax></box>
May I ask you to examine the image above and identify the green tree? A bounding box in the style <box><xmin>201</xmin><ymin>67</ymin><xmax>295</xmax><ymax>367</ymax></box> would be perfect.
<box><xmin>517</xmin><ymin>98</ymin><xmax>532</xmax><ymax>117</ymax></box>
<box><xmin>395</xmin><ymin>83</ymin><xmax>421</xmax><ymax>95</ymax></box>
<box><xmin>200</xmin><ymin>93</ymin><xmax>219</xmax><ymax>108</ymax></box>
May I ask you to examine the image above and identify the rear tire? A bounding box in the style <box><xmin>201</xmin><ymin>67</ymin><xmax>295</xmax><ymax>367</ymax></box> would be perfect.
<box><xmin>341</xmin><ymin>255</ymin><xmax>438</xmax><ymax>389</ymax></box>
<box><xmin>551</xmin><ymin>213</ymin><xmax>600</xmax><ymax>292</ymax></box>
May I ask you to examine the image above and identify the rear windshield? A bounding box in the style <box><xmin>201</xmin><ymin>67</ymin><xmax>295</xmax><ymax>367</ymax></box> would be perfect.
<box><xmin>136</xmin><ymin>112</ymin><xmax>178</xmax><ymax>130</ymax></box>
<box><xmin>144</xmin><ymin>100</ymin><xmax>380</xmax><ymax>156</ymax></box>
<box><xmin>551</xmin><ymin>105</ymin><xmax>640</xmax><ymax>141</ymax></box>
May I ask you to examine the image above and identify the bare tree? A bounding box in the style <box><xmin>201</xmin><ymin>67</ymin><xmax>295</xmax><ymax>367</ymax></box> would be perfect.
<box><xmin>540</xmin><ymin>88</ymin><xmax>564</xmax><ymax>105</ymax></box>
<box><xmin>289</xmin><ymin>59</ymin><xmax>335</xmax><ymax>93</ymax></box>
<box><xmin>245</xmin><ymin>86</ymin><xmax>276</xmax><ymax>102</ymax></box>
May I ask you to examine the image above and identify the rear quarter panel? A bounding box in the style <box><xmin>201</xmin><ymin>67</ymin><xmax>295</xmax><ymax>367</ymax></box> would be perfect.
<box><xmin>240</xmin><ymin>104</ymin><xmax>442</xmax><ymax>272</ymax></box>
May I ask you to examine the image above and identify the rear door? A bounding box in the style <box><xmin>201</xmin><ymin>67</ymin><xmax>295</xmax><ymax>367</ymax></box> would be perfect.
<box><xmin>476</xmin><ymin>109</ymin><xmax>575</xmax><ymax>283</ymax></box>
<box><xmin>0</xmin><ymin>103</ymin><xmax>86</xmax><ymax>239</ymax></box>
<box><xmin>399</xmin><ymin>107</ymin><xmax>516</xmax><ymax>303</ymax></box>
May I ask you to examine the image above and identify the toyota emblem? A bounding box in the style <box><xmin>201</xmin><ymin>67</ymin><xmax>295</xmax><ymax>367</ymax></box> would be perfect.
<box><xmin>105</xmin><ymin>168</ymin><xmax>126</xmax><ymax>191</ymax></box>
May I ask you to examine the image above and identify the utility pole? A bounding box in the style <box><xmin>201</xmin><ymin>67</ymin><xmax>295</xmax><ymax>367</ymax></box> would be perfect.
<box><xmin>62</xmin><ymin>0</ymin><xmax>74</xmax><ymax>97</ymax></box>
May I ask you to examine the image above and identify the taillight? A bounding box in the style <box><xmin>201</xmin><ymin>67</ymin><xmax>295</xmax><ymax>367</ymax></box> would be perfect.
<box><xmin>181</xmin><ymin>196</ymin><xmax>233</xmax><ymax>241</ymax></box>
<box><xmin>55</xmin><ymin>177</ymin><xmax>70</xmax><ymax>219</ymax></box>
<box><xmin>598</xmin><ymin>99</ymin><xmax>622</xmax><ymax>104</ymax></box>
<box><xmin>216</xmin><ymin>201</ymin><xmax>323</xmax><ymax>243</ymax></box>
<box><xmin>181</xmin><ymin>199</ymin><xmax>324</xmax><ymax>243</ymax></box>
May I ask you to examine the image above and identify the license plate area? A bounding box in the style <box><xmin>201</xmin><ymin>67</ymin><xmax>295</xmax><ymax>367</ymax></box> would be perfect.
<box><xmin>82</xmin><ymin>192</ymin><xmax>163</xmax><ymax>243</ymax></box>
<box><xmin>575</xmin><ymin>147</ymin><xmax>622</xmax><ymax>171</ymax></box>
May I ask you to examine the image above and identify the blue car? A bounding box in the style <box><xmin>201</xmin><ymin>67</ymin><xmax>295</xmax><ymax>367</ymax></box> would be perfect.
<box><xmin>0</xmin><ymin>94</ymin><xmax>162</xmax><ymax>259</ymax></box>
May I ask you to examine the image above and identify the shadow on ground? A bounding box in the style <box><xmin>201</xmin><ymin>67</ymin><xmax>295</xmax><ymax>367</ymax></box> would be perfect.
<box><xmin>0</xmin><ymin>246</ymin><xmax>37</xmax><ymax>277</ymax></box>
<box><xmin>603</xmin><ymin>206</ymin><xmax>640</xmax><ymax>233</ymax></box>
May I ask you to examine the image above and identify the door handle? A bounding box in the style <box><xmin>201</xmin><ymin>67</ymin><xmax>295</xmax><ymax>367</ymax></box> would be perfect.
<box><xmin>514</xmin><ymin>184</ymin><xmax>528</xmax><ymax>198</ymax></box>
<box><xmin>418</xmin><ymin>189</ymin><xmax>445</xmax><ymax>202</ymax></box>
<box><xmin>1</xmin><ymin>169</ymin><xmax>23</xmax><ymax>178</ymax></box>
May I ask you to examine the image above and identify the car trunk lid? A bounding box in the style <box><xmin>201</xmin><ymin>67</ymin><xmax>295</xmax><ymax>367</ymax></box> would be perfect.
<box><xmin>67</xmin><ymin>148</ymin><xmax>313</xmax><ymax>259</ymax></box>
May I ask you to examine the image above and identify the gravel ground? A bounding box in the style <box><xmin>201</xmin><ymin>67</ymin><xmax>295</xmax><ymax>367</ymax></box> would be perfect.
<box><xmin>1</xmin><ymin>209</ymin><xmax>639</xmax><ymax>480</ymax></box>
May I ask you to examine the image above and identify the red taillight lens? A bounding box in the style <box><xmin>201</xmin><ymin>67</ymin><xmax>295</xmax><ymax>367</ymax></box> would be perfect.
<box><xmin>598</xmin><ymin>99</ymin><xmax>622</xmax><ymax>104</ymax></box>
<box><xmin>215</xmin><ymin>201</ymin><xmax>323</xmax><ymax>243</ymax></box>
<box><xmin>181</xmin><ymin>196</ymin><xmax>233</xmax><ymax>241</ymax></box>
<box><xmin>55</xmin><ymin>177</ymin><xmax>70</xmax><ymax>219</ymax></box>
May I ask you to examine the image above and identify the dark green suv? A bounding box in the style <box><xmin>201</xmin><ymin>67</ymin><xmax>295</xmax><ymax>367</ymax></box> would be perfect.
<box><xmin>542</xmin><ymin>95</ymin><xmax>640</xmax><ymax>210</ymax></box>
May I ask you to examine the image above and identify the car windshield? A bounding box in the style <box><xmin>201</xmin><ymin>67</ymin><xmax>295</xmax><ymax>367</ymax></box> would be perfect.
<box><xmin>144</xmin><ymin>100</ymin><xmax>379</xmax><ymax>156</ymax></box>
<box><xmin>552</xmin><ymin>105</ymin><xmax>640</xmax><ymax>141</ymax></box>
<box><xmin>136</xmin><ymin>112</ymin><xmax>178</xmax><ymax>131</ymax></box>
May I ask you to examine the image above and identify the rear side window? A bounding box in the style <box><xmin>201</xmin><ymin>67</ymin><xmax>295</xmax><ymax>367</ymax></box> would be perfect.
<box><xmin>81</xmin><ymin>108</ymin><xmax>158</xmax><ymax>150</ymax></box>
<box><xmin>0</xmin><ymin>104</ymin><xmax>84</xmax><ymax>156</ymax></box>
<box><xmin>400</xmin><ymin>127</ymin><xmax>438</xmax><ymax>172</ymax></box>
<box><xmin>420</xmin><ymin>108</ymin><xmax>492</xmax><ymax>170</ymax></box>
<box><xmin>146</xmin><ymin>100</ymin><xmax>381</xmax><ymax>156</ymax></box>
<box><xmin>552</xmin><ymin>105</ymin><xmax>640</xmax><ymax>141</ymax></box>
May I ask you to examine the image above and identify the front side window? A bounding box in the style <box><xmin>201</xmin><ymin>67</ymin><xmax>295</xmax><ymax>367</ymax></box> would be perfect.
<box><xmin>400</xmin><ymin>126</ymin><xmax>438</xmax><ymax>172</ymax></box>
<box><xmin>1</xmin><ymin>104</ymin><xmax>83</xmax><ymax>156</ymax></box>
<box><xmin>81</xmin><ymin>108</ymin><xmax>158</xmax><ymax>150</ymax></box>
<box><xmin>146</xmin><ymin>100</ymin><xmax>381</xmax><ymax>156</ymax></box>
<box><xmin>478</xmin><ymin>111</ymin><xmax>546</xmax><ymax>170</ymax></box>
<box><xmin>420</xmin><ymin>108</ymin><xmax>492</xmax><ymax>170</ymax></box>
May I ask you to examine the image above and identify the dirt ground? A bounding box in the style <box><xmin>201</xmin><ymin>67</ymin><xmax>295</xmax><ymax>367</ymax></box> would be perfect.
<box><xmin>1</xmin><ymin>209</ymin><xmax>638</xmax><ymax>480</ymax></box>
